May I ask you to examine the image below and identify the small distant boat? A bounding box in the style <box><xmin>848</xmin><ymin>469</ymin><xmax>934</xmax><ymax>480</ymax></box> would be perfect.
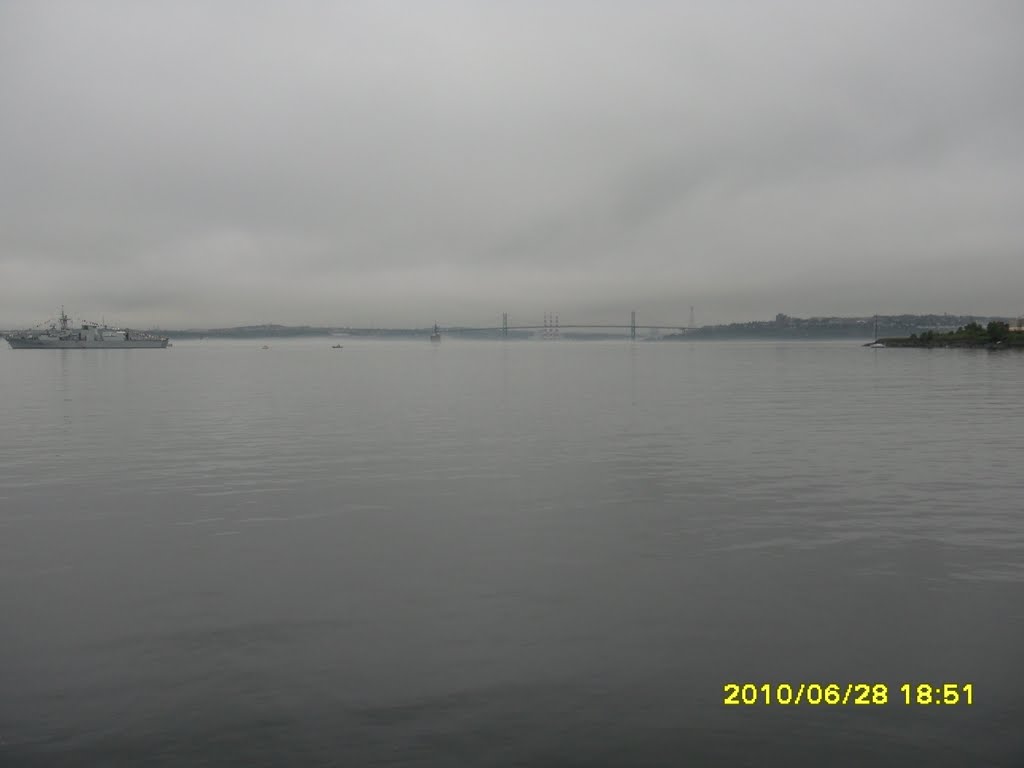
<box><xmin>430</xmin><ymin>323</ymin><xmax>441</xmax><ymax>343</ymax></box>
<box><xmin>331</xmin><ymin>344</ymin><xmax>342</xmax><ymax>349</ymax></box>
<box><xmin>261</xmin><ymin>345</ymin><xmax>269</xmax><ymax>350</ymax></box>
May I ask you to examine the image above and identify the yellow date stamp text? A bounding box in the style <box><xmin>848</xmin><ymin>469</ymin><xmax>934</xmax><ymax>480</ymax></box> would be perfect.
<box><xmin>723</xmin><ymin>682</ymin><xmax>974</xmax><ymax>706</ymax></box>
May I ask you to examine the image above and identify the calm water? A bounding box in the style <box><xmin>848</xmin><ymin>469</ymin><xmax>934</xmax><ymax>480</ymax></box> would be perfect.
<box><xmin>1</xmin><ymin>338</ymin><xmax>1022</xmax><ymax>766</ymax></box>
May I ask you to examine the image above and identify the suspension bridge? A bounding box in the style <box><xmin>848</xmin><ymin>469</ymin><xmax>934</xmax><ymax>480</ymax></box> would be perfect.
<box><xmin>340</xmin><ymin>311</ymin><xmax>698</xmax><ymax>340</ymax></box>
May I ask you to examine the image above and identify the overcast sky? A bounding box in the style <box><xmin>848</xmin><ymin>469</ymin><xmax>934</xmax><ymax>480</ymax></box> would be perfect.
<box><xmin>2</xmin><ymin>1</ymin><xmax>1022</xmax><ymax>328</ymax></box>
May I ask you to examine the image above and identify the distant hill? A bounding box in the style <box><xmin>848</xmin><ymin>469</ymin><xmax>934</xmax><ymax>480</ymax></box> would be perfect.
<box><xmin>664</xmin><ymin>314</ymin><xmax>1014</xmax><ymax>340</ymax></box>
<box><xmin>162</xmin><ymin>325</ymin><xmax>431</xmax><ymax>339</ymax></box>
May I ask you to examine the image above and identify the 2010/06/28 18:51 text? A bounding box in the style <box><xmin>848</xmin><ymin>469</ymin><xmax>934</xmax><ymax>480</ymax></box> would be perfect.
<box><xmin>723</xmin><ymin>683</ymin><xmax>973</xmax><ymax>706</ymax></box>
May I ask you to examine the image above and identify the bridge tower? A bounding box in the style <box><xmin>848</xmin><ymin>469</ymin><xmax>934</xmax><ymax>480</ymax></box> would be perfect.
<box><xmin>631</xmin><ymin>311</ymin><xmax>636</xmax><ymax>340</ymax></box>
<box><xmin>502</xmin><ymin>312</ymin><xmax>508</xmax><ymax>338</ymax></box>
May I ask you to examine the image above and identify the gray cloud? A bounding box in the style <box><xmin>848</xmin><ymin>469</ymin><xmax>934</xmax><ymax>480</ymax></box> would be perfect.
<box><xmin>2</xmin><ymin>0</ymin><xmax>1023</xmax><ymax>328</ymax></box>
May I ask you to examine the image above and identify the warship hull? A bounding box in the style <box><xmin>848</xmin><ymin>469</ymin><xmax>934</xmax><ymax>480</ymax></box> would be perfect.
<box><xmin>6</xmin><ymin>337</ymin><xmax>168</xmax><ymax>349</ymax></box>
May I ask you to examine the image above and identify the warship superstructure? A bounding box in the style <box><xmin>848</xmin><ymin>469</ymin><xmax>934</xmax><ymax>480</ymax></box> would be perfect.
<box><xmin>5</xmin><ymin>308</ymin><xmax>169</xmax><ymax>349</ymax></box>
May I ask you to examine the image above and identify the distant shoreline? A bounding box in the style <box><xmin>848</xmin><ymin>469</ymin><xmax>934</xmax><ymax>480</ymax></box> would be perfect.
<box><xmin>871</xmin><ymin>321</ymin><xmax>1024</xmax><ymax>349</ymax></box>
<box><xmin>873</xmin><ymin>337</ymin><xmax>1024</xmax><ymax>350</ymax></box>
<box><xmin>5</xmin><ymin>313</ymin><xmax>1019</xmax><ymax>343</ymax></box>
<box><xmin>149</xmin><ymin>314</ymin><xmax>1023</xmax><ymax>341</ymax></box>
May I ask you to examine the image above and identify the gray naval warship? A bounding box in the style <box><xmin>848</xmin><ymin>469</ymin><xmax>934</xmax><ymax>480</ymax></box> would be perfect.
<box><xmin>5</xmin><ymin>308</ymin><xmax>169</xmax><ymax>349</ymax></box>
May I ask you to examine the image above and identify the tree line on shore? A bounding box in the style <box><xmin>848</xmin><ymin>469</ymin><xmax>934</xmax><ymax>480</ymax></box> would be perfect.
<box><xmin>898</xmin><ymin>321</ymin><xmax>1022</xmax><ymax>347</ymax></box>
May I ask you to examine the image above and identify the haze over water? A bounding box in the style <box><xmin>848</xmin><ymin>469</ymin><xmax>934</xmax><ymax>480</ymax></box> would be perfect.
<box><xmin>1</xmin><ymin>339</ymin><xmax>1022</xmax><ymax>766</ymax></box>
